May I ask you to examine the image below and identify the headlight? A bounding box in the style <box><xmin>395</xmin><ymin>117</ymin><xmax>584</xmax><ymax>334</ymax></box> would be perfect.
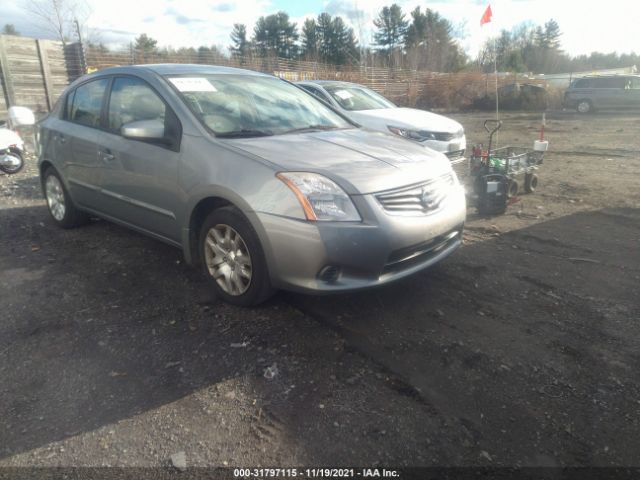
<box><xmin>387</xmin><ymin>125</ymin><xmax>436</xmax><ymax>142</ymax></box>
<box><xmin>276</xmin><ymin>172</ymin><xmax>361</xmax><ymax>222</ymax></box>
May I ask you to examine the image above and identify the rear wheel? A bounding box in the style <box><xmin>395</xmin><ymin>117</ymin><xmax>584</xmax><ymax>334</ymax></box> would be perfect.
<box><xmin>199</xmin><ymin>207</ymin><xmax>274</xmax><ymax>307</ymax></box>
<box><xmin>576</xmin><ymin>100</ymin><xmax>592</xmax><ymax>114</ymax></box>
<box><xmin>43</xmin><ymin>167</ymin><xmax>89</xmax><ymax>228</ymax></box>
<box><xmin>524</xmin><ymin>173</ymin><xmax>538</xmax><ymax>193</ymax></box>
<box><xmin>0</xmin><ymin>150</ymin><xmax>24</xmax><ymax>174</ymax></box>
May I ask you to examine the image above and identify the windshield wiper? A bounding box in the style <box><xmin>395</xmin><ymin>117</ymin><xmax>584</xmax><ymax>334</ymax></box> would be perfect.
<box><xmin>283</xmin><ymin>125</ymin><xmax>344</xmax><ymax>134</ymax></box>
<box><xmin>216</xmin><ymin>129</ymin><xmax>274</xmax><ymax>138</ymax></box>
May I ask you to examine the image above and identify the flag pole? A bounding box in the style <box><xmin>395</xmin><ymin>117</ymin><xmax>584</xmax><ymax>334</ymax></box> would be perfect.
<box><xmin>493</xmin><ymin>18</ymin><xmax>499</xmax><ymax>148</ymax></box>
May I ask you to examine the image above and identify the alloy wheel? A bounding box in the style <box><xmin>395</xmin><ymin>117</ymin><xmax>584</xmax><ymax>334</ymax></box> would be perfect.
<box><xmin>203</xmin><ymin>224</ymin><xmax>252</xmax><ymax>296</ymax></box>
<box><xmin>45</xmin><ymin>175</ymin><xmax>66</xmax><ymax>221</ymax></box>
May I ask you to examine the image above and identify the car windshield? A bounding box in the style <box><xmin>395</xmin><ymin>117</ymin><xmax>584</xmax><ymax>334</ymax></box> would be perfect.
<box><xmin>166</xmin><ymin>74</ymin><xmax>352</xmax><ymax>137</ymax></box>
<box><xmin>324</xmin><ymin>84</ymin><xmax>396</xmax><ymax>111</ymax></box>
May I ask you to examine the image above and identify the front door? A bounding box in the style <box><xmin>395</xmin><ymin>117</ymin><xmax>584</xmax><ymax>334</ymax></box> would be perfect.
<box><xmin>96</xmin><ymin>76</ymin><xmax>182</xmax><ymax>242</ymax></box>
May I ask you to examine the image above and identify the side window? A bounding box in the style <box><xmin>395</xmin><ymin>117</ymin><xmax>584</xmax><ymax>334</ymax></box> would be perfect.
<box><xmin>302</xmin><ymin>85</ymin><xmax>330</xmax><ymax>103</ymax></box>
<box><xmin>573</xmin><ymin>79</ymin><xmax>589</xmax><ymax>88</ymax></box>
<box><xmin>591</xmin><ymin>78</ymin><xmax>604</xmax><ymax>88</ymax></box>
<box><xmin>69</xmin><ymin>79</ymin><xmax>109</xmax><ymax>127</ymax></box>
<box><xmin>108</xmin><ymin>77</ymin><xmax>166</xmax><ymax>132</ymax></box>
<box><xmin>600</xmin><ymin>77</ymin><xmax>624</xmax><ymax>89</ymax></box>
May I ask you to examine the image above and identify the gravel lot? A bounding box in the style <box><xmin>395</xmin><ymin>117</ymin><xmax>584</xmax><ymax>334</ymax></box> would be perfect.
<box><xmin>1</xmin><ymin>111</ymin><xmax>639</xmax><ymax>469</ymax></box>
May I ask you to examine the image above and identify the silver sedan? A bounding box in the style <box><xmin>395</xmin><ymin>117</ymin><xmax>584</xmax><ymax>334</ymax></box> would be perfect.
<box><xmin>38</xmin><ymin>65</ymin><xmax>466</xmax><ymax>306</ymax></box>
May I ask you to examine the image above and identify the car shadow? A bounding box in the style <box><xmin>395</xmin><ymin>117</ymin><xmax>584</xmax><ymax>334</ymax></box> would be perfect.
<box><xmin>283</xmin><ymin>207</ymin><xmax>640</xmax><ymax>465</ymax></box>
<box><xmin>0</xmin><ymin>204</ymin><xmax>279</xmax><ymax>459</ymax></box>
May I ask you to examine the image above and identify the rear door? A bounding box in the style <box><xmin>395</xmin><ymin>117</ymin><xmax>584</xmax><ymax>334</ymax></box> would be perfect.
<box><xmin>95</xmin><ymin>75</ymin><xmax>183</xmax><ymax>241</ymax></box>
<box><xmin>624</xmin><ymin>77</ymin><xmax>640</xmax><ymax>108</ymax></box>
<box><xmin>590</xmin><ymin>77</ymin><xmax>625</xmax><ymax>109</ymax></box>
<box><xmin>59</xmin><ymin>77</ymin><xmax>110</xmax><ymax>209</ymax></box>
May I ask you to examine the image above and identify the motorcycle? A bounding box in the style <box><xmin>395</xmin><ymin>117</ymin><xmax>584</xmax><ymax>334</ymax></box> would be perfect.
<box><xmin>0</xmin><ymin>106</ymin><xmax>35</xmax><ymax>174</ymax></box>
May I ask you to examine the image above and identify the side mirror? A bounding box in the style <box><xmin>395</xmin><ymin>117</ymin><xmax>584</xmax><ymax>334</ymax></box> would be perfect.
<box><xmin>121</xmin><ymin>119</ymin><xmax>166</xmax><ymax>141</ymax></box>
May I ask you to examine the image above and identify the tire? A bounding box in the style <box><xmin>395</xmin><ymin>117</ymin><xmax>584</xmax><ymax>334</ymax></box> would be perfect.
<box><xmin>42</xmin><ymin>167</ymin><xmax>89</xmax><ymax>228</ymax></box>
<box><xmin>524</xmin><ymin>173</ymin><xmax>538</xmax><ymax>193</ymax></box>
<box><xmin>576</xmin><ymin>100</ymin><xmax>592</xmax><ymax>114</ymax></box>
<box><xmin>0</xmin><ymin>150</ymin><xmax>24</xmax><ymax>174</ymax></box>
<box><xmin>199</xmin><ymin>206</ymin><xmax>274</xmax><ymax>307</ymax></box>
<box><xmin>507</xmin><ymin>179</ymin><xmax>519</xmax><ymax>198</ymax></box>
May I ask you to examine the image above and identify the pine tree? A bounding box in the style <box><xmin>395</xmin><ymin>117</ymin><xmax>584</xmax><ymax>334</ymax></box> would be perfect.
<box><xmin>301</xmin><ymin>19</ymin><xmax>318</xmax><ymax>60</ymax></box>
<box><xmin>373</xmin><ymin>4</ymin><xmax>408</xmax><ymax>61</ymax></box>
<box><xmin>252</xmin><ymin>12</ymin><xmax>298</xmax><ymax>59</ymax></box>
<box><xmin>543</xmin><ymin>19</ymin><xmax>562</xmax><ymax>51</ymax></box>
<box><xmin>134</xmin><ymin>34</ymin><xmax>158</xmax><ymax>54</ymax></box>
<box><xmin>230</xmin><ymin>23</ymin><xmax>249</xmax><ymax>57</ymax></box>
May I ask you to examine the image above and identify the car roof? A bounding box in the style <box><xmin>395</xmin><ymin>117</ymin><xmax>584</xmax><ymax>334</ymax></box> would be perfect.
<box><xmin>87</xmin><ymin>64</ymin><xmax>271</xmax><ymax>78</ymax></box>
<box><xmin>298</xmin><ymin>80</ymin><xmax>362</xmax><ymax>88</ymax></box>
<box><xmin>579</xmin><ymin>74</ymin><xmax>640</xmax><ymax>79</ymax></box>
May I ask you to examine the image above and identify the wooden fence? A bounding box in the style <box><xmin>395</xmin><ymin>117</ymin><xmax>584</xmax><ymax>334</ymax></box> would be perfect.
<box><xmin>84</xmin><ymin>47</ymin><xmax>536</xmax><ymax>110</ymax></box>
<box><xmin>0</xmin><ymin>34</ymin><xmax>82</xmax><ymax>118</ymax></box>
<box><xmin>0</xmin><ymin>34</ymin><xmax>548</xmax><ymax>118</ymax></box>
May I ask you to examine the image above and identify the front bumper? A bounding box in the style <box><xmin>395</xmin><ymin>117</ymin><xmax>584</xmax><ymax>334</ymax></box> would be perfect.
<box><xmin>257</xmin><ymin>184</ymin><xmax>466</xmax><ymax>293</ymax></box>
<box><xmin>423</xmin><ymin>135</ymin><xmax>466</xmax><ymax>160</ymax></box>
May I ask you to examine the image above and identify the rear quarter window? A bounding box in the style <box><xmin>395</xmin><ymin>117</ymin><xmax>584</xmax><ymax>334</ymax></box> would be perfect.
<box><xmin>69</xmin><ymin>78</ymin><xmax>109</xmax><ymax>127</ymax></box>
<box><xmin>572</xmin><ymin>79</ymin><xmax>590</xmax><ymax>88</ymax></box>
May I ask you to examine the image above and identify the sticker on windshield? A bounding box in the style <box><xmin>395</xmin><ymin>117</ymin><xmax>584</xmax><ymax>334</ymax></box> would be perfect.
<box><xmin>169</xmin><ymin>77</ymin><xmax>218</xmax><ymax>92</ymax></box>
<box><xmin>334</xmin><ymin>89</ymin><xmax>353</xmax><ymax>100</ymax></box>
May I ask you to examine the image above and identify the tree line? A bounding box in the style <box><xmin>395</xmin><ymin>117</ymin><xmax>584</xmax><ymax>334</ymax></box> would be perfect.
<box><xmin>6</xmin><ymin>0</ymin><xmax>639</xmax><ymax>75</ymax></box>
<box><xmin>477</xmin><ymin>19</ymin><xmax>640</xmax><ymax>74</ymax></box>
<box><xmin>227</xmin><ymin>5</ymin><xmax>466</xmax><ymax>72</ymax></box>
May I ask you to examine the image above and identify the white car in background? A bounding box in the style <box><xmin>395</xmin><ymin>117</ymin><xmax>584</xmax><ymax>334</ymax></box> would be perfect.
<box><xmin>297</xmin><ymin>80</ymin><xmax>467</xmax><ymax>160</ymax></box>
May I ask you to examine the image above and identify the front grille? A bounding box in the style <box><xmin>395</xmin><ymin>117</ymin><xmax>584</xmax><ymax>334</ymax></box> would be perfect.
<box><xmin>376</xmin><ymin>173</ymin><xmax>455</xmax><ymax>215</ymax></box>
<box><xmin>382</xmin><ymin>228</ymin><xmax>461</xmax><ymax>275</ymax></box>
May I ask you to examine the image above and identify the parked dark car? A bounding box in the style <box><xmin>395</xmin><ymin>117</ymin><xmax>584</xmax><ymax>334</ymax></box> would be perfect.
<box><xmin>472</xmin><ymin>83</ymin><xmax>548</xmax><ymax>112</ymax></box>
<box><xmin>564</xmin><ymin>74</ymin><xmax>640</xmax><ymax>113</ymax></box>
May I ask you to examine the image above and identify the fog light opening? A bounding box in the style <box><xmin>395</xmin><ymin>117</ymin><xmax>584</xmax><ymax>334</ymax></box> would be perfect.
<box><xmin>318</xmin><ymin>265</ymin><xmax>341</xmax><ymax>283</ymax></box>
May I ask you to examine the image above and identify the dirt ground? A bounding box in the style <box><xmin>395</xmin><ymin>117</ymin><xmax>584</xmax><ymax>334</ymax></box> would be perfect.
<box><xmin>1</xmin><ymin>111</ymin><xmax>639</xmax><ymax>470</ymax></box>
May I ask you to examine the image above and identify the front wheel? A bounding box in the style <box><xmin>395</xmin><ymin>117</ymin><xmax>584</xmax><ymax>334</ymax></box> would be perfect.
<box><xmin>199</xmin><ymin>207</ymin><xmax>274</xmax><ymax>307</ymax></box>
<box><xmin>0</xmin><ymin>150</ymin><xmax>24</xmax><ymax>174</ymax></box>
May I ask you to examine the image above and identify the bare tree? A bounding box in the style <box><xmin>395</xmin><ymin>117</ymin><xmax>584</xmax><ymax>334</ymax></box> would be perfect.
<box><xmin>21</xmin><ymin>0</ymin><xmax>89</xmax><ymax>45</ymax></box>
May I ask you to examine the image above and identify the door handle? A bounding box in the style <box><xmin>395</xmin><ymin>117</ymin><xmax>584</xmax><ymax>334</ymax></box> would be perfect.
<box><xmin>99</xmin><ymin>149</ymin><xmax>115</xmax><ymax>162</ymax></box>
<box><xmin>55</xmin><ymin>134</ymin><xmax>66</xmax><ymax>144</ymax></box>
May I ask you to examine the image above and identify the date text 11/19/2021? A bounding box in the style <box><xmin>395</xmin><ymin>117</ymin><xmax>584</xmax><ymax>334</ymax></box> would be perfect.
<box><xmin>233</xmin><ymin>468</ymin><xmax>400</xmax><ymax>478</ymax></box>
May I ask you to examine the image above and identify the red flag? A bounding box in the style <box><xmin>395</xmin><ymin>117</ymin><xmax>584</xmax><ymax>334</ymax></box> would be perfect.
<box><xmin>480</xmin><ymin>4</ymin><xmax>492</xmax><ymax>26</ymax></box>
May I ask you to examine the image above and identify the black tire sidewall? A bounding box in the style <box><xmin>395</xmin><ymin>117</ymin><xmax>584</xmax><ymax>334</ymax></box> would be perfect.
<box><xmin>198</xmin><ymin>207</ymin><xmax>273</xmax><ymax>307</ymax></box>
<box><xmin>525</xmin><ymin>173</ymin><xmax>538</xmax><ymax>193</ymax></box>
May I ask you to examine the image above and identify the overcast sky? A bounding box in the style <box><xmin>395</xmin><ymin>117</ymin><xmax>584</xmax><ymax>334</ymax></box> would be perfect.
<box><xmin>1</xmin><ymin>0</ymin><xmax>638</xmax><ymax>59</ymax></box>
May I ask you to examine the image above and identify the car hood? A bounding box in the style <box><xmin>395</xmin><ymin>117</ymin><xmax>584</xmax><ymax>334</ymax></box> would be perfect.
<box><xmin>228</xmin><ymin>128</ymin><xmax>452</xmax><ymax>194</ymax></box>
<box><xmin>348</xmin><ymin>107</ymin><xmax>463</xmax><ymax>134</ymax></box>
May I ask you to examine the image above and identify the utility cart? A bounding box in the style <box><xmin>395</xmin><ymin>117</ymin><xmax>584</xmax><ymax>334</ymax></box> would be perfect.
<box><xmin>466</xmin><ymin>120</ymin><xmax>547</xmax><ymax>215</ymax></box>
